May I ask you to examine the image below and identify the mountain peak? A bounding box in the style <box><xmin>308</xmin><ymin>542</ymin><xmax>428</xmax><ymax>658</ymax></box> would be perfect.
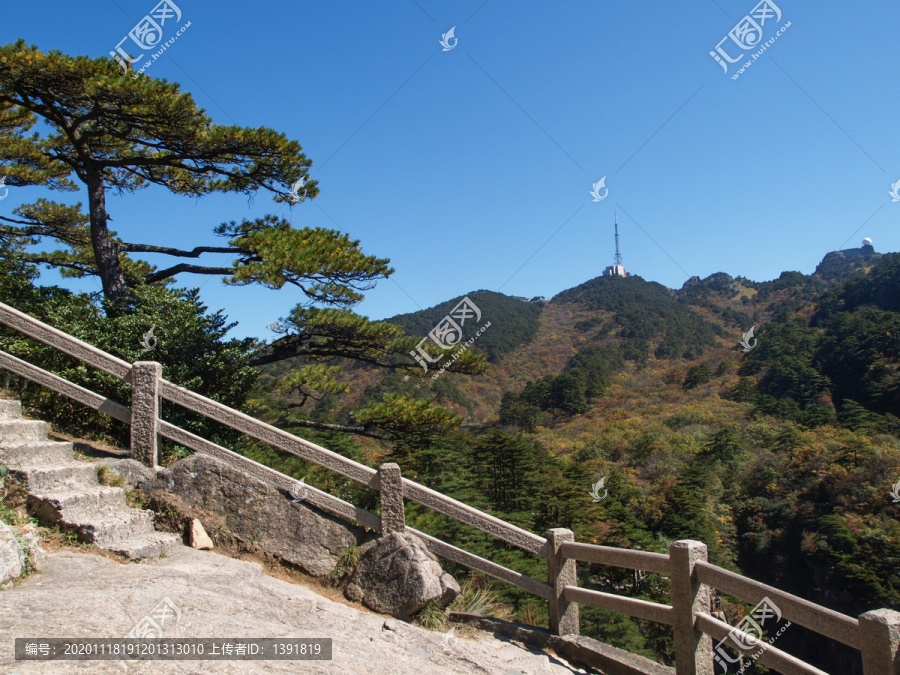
<box><xmin>814</xmin><ymin>241</ymin><xmax>881</xmax><ymax>281</ymax></box>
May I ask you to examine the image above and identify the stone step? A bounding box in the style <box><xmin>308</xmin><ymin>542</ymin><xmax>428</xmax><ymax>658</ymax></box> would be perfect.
<box><xmin>0</xmin><ymin>399</ymin><xmax>22</xmax><ymax>420</ymax></box>
<box><xmin>105</xmin><ymin>532</ymin><xmax>182</xmax><ymax>560</ymax></box>
<box><xmin>0</xmin><ymin>399</ymin><xmax>180</xmax><ymax>561</ymax></box>
<box><xmin>65</xmin><ymin>508</ymin><xmax>157</xmax><ymax>547</ymax></box>
<box><xmin>11</xmin><ymin>463</ymin><xmax>97</xmax><ymax>492</ymax></box>
<box><xmin>0</xmin><ymin>440</ymin><xmax>75</xmax><ymax>466</ymax></box>
<box><xmin>28</xmin><ymin>485</ymin><xmax>127</xmax><ymax>523</ymax></box>
<box><xmin>0</xmin><ymin>419</ymin><xmax>48</xmax><ymax>445</ymax></box>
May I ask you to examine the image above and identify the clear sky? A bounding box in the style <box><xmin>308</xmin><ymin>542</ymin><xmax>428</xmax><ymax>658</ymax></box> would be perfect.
<box><xmin>3</xmin><ymin>1</ymin><xmax>898</xmax><ymax>339</ymax></box>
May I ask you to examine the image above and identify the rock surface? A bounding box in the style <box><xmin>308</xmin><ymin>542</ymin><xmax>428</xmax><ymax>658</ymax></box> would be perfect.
<box><xmin>187</xmin><ymin>517</ymin><xmax>214</xmax><ymax>550</ymax></box>
<box><xmin>0</xmin><ymin>521</ymin><xmax>25</xmax><ymax>584</ymax></box>
<box><xmin>15</xmin><ymin>522</ymin><xmax>45</xmax><ymax>566</ymax></box>
<box><xmin>156</xmin><ymin>453</ymin><xmax>366</xmax><ymax>577</ymax></box>
<box><xmin>90</xmin><ymin>457</ymin><xmax>156</xmax><ymax>487</ymax></box>
<box><xmin>0</xmin><ymin>547</ymin><xmax>591</xmax><ymax>674</ymax></box>
<box><xmin>346</xmin><ymin>531</ymin><xmax>461</xmax><ymax>618</ymax></box>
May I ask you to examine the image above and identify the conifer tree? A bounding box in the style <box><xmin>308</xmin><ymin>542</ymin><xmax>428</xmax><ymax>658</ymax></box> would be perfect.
<box><xmin>0</xmin><ymin>40</ymin><xmax>484</xmax><ymax>439</ymax></box>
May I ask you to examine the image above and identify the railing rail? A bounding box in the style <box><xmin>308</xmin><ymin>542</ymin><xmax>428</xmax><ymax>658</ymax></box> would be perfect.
<box><xmin>695</xmin><ymin>560</ymin><xmax>861</xmax><ymax>649</ymax></box>
<box><xmin>697</xmin><ymin>612</ymin><xmax>831</xmax><ymax>675</ymax></box>
<box><xmin>564</xmin><ymin>585</ymin><xmax>674</xmax><ymax>625</ymax></box>
<box><xmin>159</xmin><ymin>378</ymin><xmax>380</xmax><ymax>488</ymax></box>
<box><xmin>560</xmin><ymin>541</ymin><xmax>671</xmax><ymax>575</ymax></box>
<box><xmin>0</xmin><ymin>302</ymin><xmax>131</xmax><ymax>380</ymax></box>
<box><xmin>401</xmin><ymin>478</ymin><xmax>548</xmax><ymax>557</ymax></box>
<box><xmin>0</xmin><ymin>299</ymin><xmax>897</xmax><ymax>675</ymax></box>
<box><xmin>0</xmin><ymin>349</ymin><xmax>131</xmax><ymax>424</ymax></box>
<box><xmin>155</xmin><ymin>419</ymin><xmax>382</xmax><ymax>531</ymax></box>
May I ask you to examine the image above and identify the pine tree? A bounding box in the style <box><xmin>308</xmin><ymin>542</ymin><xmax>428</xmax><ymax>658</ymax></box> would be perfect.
<box><xmin>0</xmin><ymin>40</ymin><xmax>484</xmax><ymax>440</ymax></box>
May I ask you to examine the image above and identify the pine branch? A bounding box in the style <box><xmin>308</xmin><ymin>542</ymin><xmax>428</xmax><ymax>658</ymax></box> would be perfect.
<box><xmin>144</xmin><ymin>263</ymin><xmax>235</xmax><ymax>283</ymax></box>
<box><xmin>122</xmin><ymin>243</ymin><xmax>238</xmax><ymax>257</ymax></box>
<box><xmin>289</xmin><ymin>419</ymin><xmax>383</xmax><ymax>440</ymax></box>
<box><xmin>22</xmin><ymin>256</ymin><xmax>96</xmax><ymax>275</ymax></box>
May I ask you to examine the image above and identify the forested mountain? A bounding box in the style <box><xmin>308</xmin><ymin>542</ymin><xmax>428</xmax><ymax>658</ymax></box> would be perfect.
<box><xmin>555</xmin><ymin>274</ymin><xmax>725</xmax><ymax>360</ymax></box>
<box><xmin>12</xmin><ymin>235</ymin><xmax>891</xmax><ymax>674</ymax></box>
<box><xmin>248</xmin><ymin>244</ymin><xmax>899</xmax><ymax>674</ymax></box>
<box><xmin>2</xmin><ymin>41</ymin><xmax>891</xmax><ymax>675</ymax></box>
<box><xmin>739</xmin><ymin>253</ymin><xmax>900</xmax><ymax>433</ymax></box>
<box><xmin>388</xmin><ymin>290</ymin><xmax>542</xmax><ymax>362</ymax></box>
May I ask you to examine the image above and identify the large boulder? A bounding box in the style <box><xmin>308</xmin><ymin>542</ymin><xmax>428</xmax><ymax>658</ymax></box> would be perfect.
<box><xmin>157</xmin><ymin>453</ymin><xmax>365</xmax><ymax>577</ymax></box>
<box><xmin>345</xmin><ymin>531</ymin><xmax>460</xmax><ymax>619</ymax></box>
<box><xmin>0</xmin><ymin>520</ymin><xmax>25</xmax><ymax>585</ymax></box>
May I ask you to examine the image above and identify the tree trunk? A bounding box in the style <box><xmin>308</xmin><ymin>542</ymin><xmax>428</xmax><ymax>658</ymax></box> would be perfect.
<box><xmin>86</xmin><ymin>169</ymin><xmax>129</xmax><ymax>302</ymax></box>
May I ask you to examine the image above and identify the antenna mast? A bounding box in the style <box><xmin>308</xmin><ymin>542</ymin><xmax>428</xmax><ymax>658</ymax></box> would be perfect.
<box><xmin>613</xmin><ymin>212</ymin><xmax>623</xmax><ymax>266</ymax></box>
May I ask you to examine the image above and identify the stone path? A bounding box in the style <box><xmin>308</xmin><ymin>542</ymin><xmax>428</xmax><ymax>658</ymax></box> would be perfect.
<box><xmin>0</xmin><ymin>546</ymin><xmax>595</xmax><ymax>674</ymax></box>
<box><xmin>0</xmin><ymin>400</ymin><xmax>179</xmax><ymax>560</ymax></box>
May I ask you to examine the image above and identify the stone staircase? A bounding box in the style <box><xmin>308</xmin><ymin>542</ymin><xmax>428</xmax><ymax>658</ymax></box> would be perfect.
<box><xmin>0</xmin><ymin>399</ymin><xmax>180</xmax><ymax>559</ymax></box>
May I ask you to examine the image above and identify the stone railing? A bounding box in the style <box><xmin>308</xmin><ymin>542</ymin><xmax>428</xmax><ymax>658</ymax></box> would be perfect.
<box><xmin>0</xmin><ymin>299</ymin><xmax>896</xmax><ymax>675</ymax></box>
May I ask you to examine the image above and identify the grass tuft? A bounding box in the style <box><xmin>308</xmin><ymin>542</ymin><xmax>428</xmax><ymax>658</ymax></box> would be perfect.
<box><xmin>326</xmin><ymin>544</ymin><xmax>360</xmax><ymax>587</ymax></box>
<box><xmin>96</xmin><ymin>465</ymin><xmax>125</xmax><ymax>488</ymax></box>
<box><xmin>449</xmin><ymin>575</ymin><xmax>514</xmax><ymax>621</ymax></box>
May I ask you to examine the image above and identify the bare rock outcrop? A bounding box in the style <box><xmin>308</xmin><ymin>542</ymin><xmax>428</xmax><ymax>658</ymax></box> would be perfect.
<box><xmin>0</xmin><ymin>547</ymin><xmax>590</xmax><ymax>674</ymax></box>
<box><xmin>0</xmin><ymin>521</ymin><xmax>25</xmax><ymax>585</ymax></box>
<box><xmin>158</xmin><ymin>453</ymin><xmax>365</xmax><ymax>577</ymax></box>
<box><xmin>0</xmin><ymin>520</ymin><xmax>44</xmax><ymax>586</ymax></box>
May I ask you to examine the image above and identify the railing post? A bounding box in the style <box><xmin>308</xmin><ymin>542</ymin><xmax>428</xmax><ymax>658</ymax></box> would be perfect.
<box><xmin>130</xmin><ymin>361</ymin><xmax>161</xmax><ymax>470</ymax></box>
<box><xmin>378</xmin><ymin>463</ymin><xmax>405</xmax><ymax>535</ymax></box>
<box><xmin>859</xmin><ymin>608</ymin><xmax>900</xmax><ymax>674</ymax></box>
<box><xmin>670</xmin><ymin>540</ymin><xmax>714</xmax><ymax>675</ymax></box>
<box><xmin>546</xmin><ymin>528</ymin><xmax>579</xmax><ymax>636</ymax></box>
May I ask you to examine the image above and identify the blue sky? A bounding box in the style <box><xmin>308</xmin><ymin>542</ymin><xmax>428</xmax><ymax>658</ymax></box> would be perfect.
<box><xmin>3</xmin><ymin>0</ymin><xmax>899</xmax><ymax>339</ymax></box>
